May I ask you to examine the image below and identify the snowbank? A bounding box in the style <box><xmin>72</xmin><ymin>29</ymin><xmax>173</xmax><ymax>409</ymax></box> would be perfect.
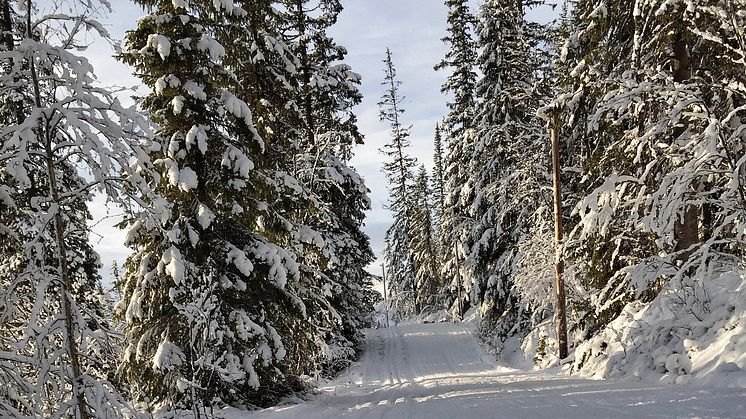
<box><xmin>570</xmin><ymin>271</ymin><xmax>746</xmax><ymax>387</ymax></box>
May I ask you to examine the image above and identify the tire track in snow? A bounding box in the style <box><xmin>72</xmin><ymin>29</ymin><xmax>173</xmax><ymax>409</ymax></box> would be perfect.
<box><xmin>234</xmin><ymin>322</ymin><xmax>746</xmax><ymax>419</ymax></box>
<box><xmin>358</xmin><ymin>326</ymin><xmax>418</xmax><ymax>419</ymax></box>
<box><xmin>391</xmin><ymin>326</ymin><xmax>405</xmax><ymax>385</ymax></box>
<box><xmin>387</xmin><ymin>326</ymin><xmax>399</xmax><ymax>385</ymax></box>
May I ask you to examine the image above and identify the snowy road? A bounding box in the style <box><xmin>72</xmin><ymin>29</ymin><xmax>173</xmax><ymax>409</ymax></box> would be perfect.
<box><xmin>230</xmin><ymin>322</ymin><xmax>746</xmax><ymax>418</ymax></box>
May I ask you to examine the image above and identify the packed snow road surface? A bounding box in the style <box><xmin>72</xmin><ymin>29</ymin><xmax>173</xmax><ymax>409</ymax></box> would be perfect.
<box><xmin>232</xmin><ymin>322</ymin><xmax>746</xmax><ymax>418</ymax></box>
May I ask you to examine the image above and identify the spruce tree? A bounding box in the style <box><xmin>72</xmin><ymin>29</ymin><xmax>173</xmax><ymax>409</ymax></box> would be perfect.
<box><xmin>431</xmin><ymin>123</ymin><xmax>447</xmax><ymax>292</ymax></box>
<box><xmin>117</xmin><ymin>0</ymin><xmax>313</xmax><ymax>410</ymax></box>
<box><xmin>224</xmin><ymin>0</ymin><xmax>335</xmax><ymax>384</ymax></box>
<box><xmin>434</xmin><ymin>0</ymin><xmax>478</xmax><ymax>317</ymax></box>
<box><xmin>411</xmin><ymin>165</ymin><xmax>440</xmax><ymax>313</ymax></box>
<box><xmin>282</xmin><ymin>0</ymin><xmax>376</xmax><ymax>371</ymax></box>
<box><xmin>379</xmin><ymin>48</ymin><xmax>419</xmax><ymax>319</ymax></box>
<box><xmin>432</xmin><ymin>123</ymin><xmax>446</xmax><ymax>223</ymax></box>
<box><xmin>463</xmin><ymin>0</ymin><xmax>552</xmax><ymax>345</ymax></box>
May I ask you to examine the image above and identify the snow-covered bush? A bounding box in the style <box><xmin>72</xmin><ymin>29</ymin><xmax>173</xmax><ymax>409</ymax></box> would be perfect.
<box><xmin>572</xmin><ymin>271</ymin><xmax>746</xmax><ymax>387</ymax></box>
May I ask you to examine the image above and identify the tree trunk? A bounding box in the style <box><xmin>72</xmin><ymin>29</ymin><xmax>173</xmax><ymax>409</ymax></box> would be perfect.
<box><xmin>382</xmin><ymin>263</ymin><xmax>389</xmax><ymax>328</ymax></box>
<box><xmin>1</xmin><ymin>0</ymin><xmax>12</xmax><ymax>52</ymax></box>
<box><xmin>453</xmin><ymin>241</ymin><xmax>463</xmax><ymax>321</ymax></box>
<box><xmin>671</xmin><ymin>28</ymin><xmax>698</xmax><ymax>259</ymax></box>
<box><xmin>42</xmin><ymin>120</ymin><xmax>91</xmax><ymax>419</ymax></box>
<box><xmin>701</xmin><ymin>202</ymin><xmax>713</xmax><ymax>242</ymax></box>
<box><xmin>26</xmin><ymin>0</ymin><xmax>89</xmax><ymax>415</ymax></box>
<box><xmin>296</xmin><ymin>0</ymin><xmax>315</xmax><ymax>146</ymax></box>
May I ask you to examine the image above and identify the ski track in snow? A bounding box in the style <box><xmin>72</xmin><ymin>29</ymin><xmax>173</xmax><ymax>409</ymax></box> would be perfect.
<box><xmin>223</xmin><ymin>322</ymin><xmax>746</xmax><ymax>419</ymax></box>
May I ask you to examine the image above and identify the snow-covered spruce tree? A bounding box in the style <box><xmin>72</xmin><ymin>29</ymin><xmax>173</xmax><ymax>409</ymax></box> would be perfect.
<box><xmin>118</xmin><ymin>0</ymin><xmax>314</xmax><ymax>410</ymax></box>
<box><xmin>218</xmin><ymin>0</ymin><xmax>333</xmax><ymax>390</ymax></box>
<box><xmin>0</xmin><ymin>0</ymin><xmax>151</xmax><ymax>416</ymax></box>
<box><xmin>466</xmin><ymin>0</ymin><xmax>553</xmax><ymax>349</ymax></box>
<box><xmin>379</xmin><ymin>48</ymin><xmax>419</xmax><ymax>320</ymax></box>
<box><xmin>552</xmin><ymin>0</ymin><xmax>746</xmax><ymax>347</ymax></box>
<box><xmin>284</xmin><ymin>0</ymin><xmax>363</xmax><ymax>156</ymax></box>
<box><xmin>411</xmin><ymin>165</ymin><xmax>440</xmax><ymax>313</ymax></box>
<box><xmin>434</xmin><ymin>0</ymin><xmax>478</xmax><ymax>318</ymax></box>
<box><xmin>430</xmin><ymin>123</ymin><xmax>447</xmax><ymax>294</ymax></box>
<box><xmin>282</xmin><ymin>0</ymin><xmax>376</xmax><ymax>373</ymax></box>
<box><xmin>432</xmin><ymin>123</ymin><xmax>446</xmax><ymax>224</ymax></box>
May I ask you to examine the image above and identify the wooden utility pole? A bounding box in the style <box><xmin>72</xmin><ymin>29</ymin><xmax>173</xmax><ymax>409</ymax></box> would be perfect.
<box><xmin>381</xmin><ymin>263</ymin><xmax>390</xmax><ymax>328</ymax></box>
<box><xmin>550</xmin><ymin>111</ymin><xmax>569</xmax><ymax>360</ymax></box>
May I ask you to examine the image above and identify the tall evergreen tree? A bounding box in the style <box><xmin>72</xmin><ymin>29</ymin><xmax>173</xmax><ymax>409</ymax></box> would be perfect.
<box><xmin>431</xmin><ymin>123</ymin><xmax>447</xmax><ymax>290</ymax></box>
<box><xmin>411</xmin><ymin>165</ymin><xmax>440</xmax><ymax>313</ymax></box>
<box><xmin>117</xmin><ymin>0</ymin><xmax>315</xmax><ymax>411</ymax></box>
<box><xmin>432</xmin><ymin>123</ymin><xmax>446</xmax><ymax>223</ymax></box>
<box><xmin>434</xmin><ymin>0</ymin><xmax>478</xmax><ymax>317</ymax></box>
<box><xmin>222</xmin><ymin>0</ymin><xmax>344</xmax><ymax>390</ymax></box>
<box><xmin>463</xmin><ymin>0</ymin><xmax>553</xmax><ymax>347</ymax></box>
<box><xmin>283</xmin><ymin>0</ymin><xmax>376</xmax><ymax>370</ymax></box>
<box><xmin>379</xmin><ymin>48</ymin><xmax>419</xmax><ymax>319</ymax></box>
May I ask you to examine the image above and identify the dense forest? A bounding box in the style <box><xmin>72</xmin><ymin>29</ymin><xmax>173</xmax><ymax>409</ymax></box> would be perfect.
<box><xmin>1</xmin><ymin>0</ymin><xmax>745</xmax><ymax>417</ymax></box>
<box><xmin>381</xmin><ymin>0</ymin><xmax>746</xmax><ymax>389</ymax></box>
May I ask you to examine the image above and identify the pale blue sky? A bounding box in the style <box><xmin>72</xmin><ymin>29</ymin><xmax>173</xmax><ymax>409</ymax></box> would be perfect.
<box><xmin>85</xmin><ymin>0</ymin><xmax>556</xmax><ymax>285</ymax></box>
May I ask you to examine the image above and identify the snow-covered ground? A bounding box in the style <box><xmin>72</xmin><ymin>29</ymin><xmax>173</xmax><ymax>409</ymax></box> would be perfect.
<box><xmin>220</xmin><ymin>322</ymin><xmax>746</xmax><ymax>418</ymax></box>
